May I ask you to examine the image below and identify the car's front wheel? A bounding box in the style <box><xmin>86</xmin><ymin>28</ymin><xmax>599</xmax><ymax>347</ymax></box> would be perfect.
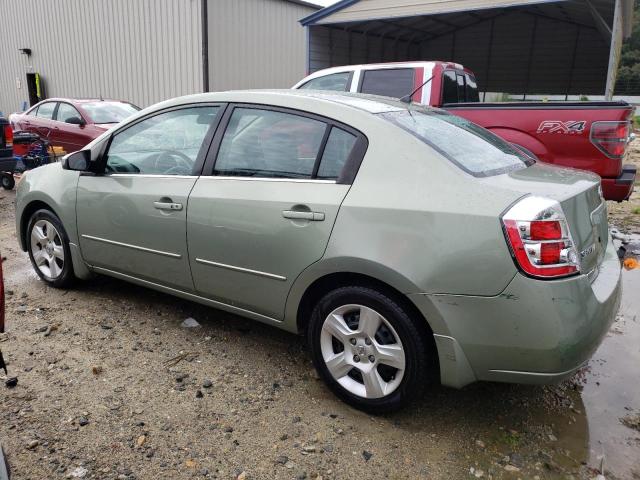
<box><xmin>308</xmin><ymin>286</ymin><xmax>433</xmax><ymax>413</ymax></box>
<box><xmin>27</xmin><ymin>209</ymin><xmax>75</xmax><ymax>288</ymax></box>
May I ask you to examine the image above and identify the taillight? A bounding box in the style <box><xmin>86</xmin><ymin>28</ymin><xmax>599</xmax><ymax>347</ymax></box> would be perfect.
<box><xmin>590</xmin><ymin>121</ymin><xmax>630</xmax><ymax>159</ymax></box>
<box><xmin>502</xmin><ymin>197</ymin><xmax>580</xmax><ymax>279</ymax></box>
<box><xmin>4</xmin><ymin>125</ymin><xmax>13</xmax><ymax>148</ymax></box>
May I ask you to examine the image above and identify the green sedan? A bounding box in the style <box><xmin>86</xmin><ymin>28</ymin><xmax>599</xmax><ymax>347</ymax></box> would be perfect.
<box><xmin>15</xmin><ymin>91</ymin><xmax>621</xmax><ymax>412</ymax></box>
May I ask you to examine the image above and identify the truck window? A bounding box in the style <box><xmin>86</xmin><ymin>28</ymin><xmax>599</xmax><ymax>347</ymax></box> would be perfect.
<box><xmin>456</xmin><ymin>74</ymin><xmax>466</xmax><ymax>103</ymax></box>
<box><xmin>442</xmin><ymin>71</ymin><xmax>458</xmax><ymax>104</ymax></box>
<box><xmin>465</xmin><ymin>74</ymin><xmax>480</xmax><ymax>102</ymax></box>
<box><xmin>380</xmin><ymin>108</ymin><xmax>532</xmax><ymax>177</ymax></box>
<box><xmin>360</xmin><ymin>69</ymin><xmax>415</xmax><ymax>99</ymax></box>
<box><xmin>299</xmin><ymin>72</ymin><xmax>352</xmax><ymax>92</ymax></box>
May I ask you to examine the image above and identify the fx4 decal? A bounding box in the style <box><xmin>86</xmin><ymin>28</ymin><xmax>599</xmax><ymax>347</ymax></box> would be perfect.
<box><xmin>537</xmin><ymin>120</ymin><xmax>586</xmax><ymax>134</ymax></box>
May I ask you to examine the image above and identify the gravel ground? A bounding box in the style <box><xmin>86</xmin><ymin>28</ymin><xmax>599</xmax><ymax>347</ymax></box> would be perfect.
<box><xmin>1</xmin><ymin>154</ymin><xmax>639</xmax><ymax>479</ymax></box>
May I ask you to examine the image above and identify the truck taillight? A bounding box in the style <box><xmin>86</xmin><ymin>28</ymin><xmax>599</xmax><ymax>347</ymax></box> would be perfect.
<box><xmin>3</xmin><ymin>125</ymin><xmax>12</xmax><ymax>148</ymax></box>
<box><xmin>590</xmin><ymin>121</ymin><xmax>630</xmax><ymax>159</ymax></box>
<box><xmin>502</xmin><ymin>197</ymin><xmax>580</xmax><ymax>279</ymax></box>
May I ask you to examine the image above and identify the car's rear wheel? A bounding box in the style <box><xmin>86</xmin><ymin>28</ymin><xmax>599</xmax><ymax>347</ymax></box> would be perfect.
<box><xmin>1</xmin><ymin>174</ymin><xmax>15</xmax><ymax>190</ymax></box>
<box><xmin>308</xmin><ymin>286</ymin><xmax>432</xmax><ymax>413</ymax></box>
<box><xmin>27</xmin><ymin>209</ymin><xmax>75</xmax><ymax>288</ymax></box>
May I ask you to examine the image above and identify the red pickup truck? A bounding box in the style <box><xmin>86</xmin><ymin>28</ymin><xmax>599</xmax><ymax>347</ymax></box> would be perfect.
<box><xmin>293</xmin><ymin>61</ymin><xmax>636</xmax><ymax>202</ymax></box>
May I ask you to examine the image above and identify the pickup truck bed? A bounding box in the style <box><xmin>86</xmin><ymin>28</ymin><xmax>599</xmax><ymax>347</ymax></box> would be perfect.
<box><xmin>444</xmin><ymin>101</ymin><xmax>635</xmax><ymax>201</ymax></box>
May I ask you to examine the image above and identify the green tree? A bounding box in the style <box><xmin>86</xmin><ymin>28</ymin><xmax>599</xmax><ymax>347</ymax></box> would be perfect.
<box><xmin>615</xmin><ymin>0</ymin><xmax>640</xmax><ymax>94</ymax></box>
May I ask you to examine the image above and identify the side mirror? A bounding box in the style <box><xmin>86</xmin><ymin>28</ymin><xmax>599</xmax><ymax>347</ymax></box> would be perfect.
<box><xmin>66</xmin><ymin>116</ymin><xmax>85</xmax><ymax>126</ymax></box>
<box><xmin>62</xmin><ymin>150</ymin><xmax>90</xmax><ymax>171</ymax></box>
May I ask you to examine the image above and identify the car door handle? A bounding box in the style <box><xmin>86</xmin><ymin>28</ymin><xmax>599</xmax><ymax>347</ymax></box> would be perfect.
<box><xmin>154</xmin><ymin>201</ymin><xmax>183</xmax><ymax>211</ymax></box>
<box><xmin>282</xmin><ymin>210</ymin><xmax>325</xmax><ymax>221</ymax></box>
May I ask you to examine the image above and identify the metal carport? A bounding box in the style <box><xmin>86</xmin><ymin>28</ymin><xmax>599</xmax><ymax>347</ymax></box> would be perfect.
<box><xmin>300</xmin><ymin>0</ymin><xmax>634</xmax><ymax>98</ymax></box>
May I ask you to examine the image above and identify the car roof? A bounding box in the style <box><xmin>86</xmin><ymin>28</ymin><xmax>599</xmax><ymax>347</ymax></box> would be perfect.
<box><xmin>156</xmin><ymin>89</ymin><xmax>411</xmax><ymax>115</ymax></box>
<box><xmin>52</xmin><ymin>98</ymin><xmax>131</xmax><ymax>103</ymax></box>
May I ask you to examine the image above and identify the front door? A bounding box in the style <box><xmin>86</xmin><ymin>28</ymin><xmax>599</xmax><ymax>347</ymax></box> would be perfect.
<box><xmin>76</xmin><ymin>105</ymin><xmax>222</xmax><ymax>291</ymax></box>
<box><xmin>52</xmin><ymin>102</ymin><xmax>90</xmax><ymax>153</ymax></box>
<box><xmin>188</xmin><ymin>105</ymin><xmax>364</xmax><ymax>320</ymax></box>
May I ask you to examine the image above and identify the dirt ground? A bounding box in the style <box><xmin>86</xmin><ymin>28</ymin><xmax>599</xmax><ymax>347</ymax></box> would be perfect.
<box><xmin>1</xmin><ymin>152</ymin><xmax>639</xmax><ymax>479</ymax></box>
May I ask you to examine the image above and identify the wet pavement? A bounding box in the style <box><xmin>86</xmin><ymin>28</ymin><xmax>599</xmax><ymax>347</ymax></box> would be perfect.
<box><xmin>579</xmin><ymin>233</ymin><xmax>640</xmax><ymax>479</ymax></box>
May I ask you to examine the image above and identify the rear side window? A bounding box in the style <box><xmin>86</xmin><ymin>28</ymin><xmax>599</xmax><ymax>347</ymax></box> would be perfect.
<box><xmin>299</xmin><ymin>72</ymin><xmax>351</xmax><ymax>92</ymax></box>
<box><xmin>360</xmin><ymin>69</ymin><xmax>415</xmax><ymax>99</ymax></box>
<box><xmin>442</xmin><ymin>71</ymin><xmax>458</xmax><ymax>104</ymax></box>
<box><xmin>380</xmin><ymin>109</ymin><xmax>532</xmax><ymax>176</ymax></box>
<box><xmin>214</xmin><ymin>108</ymin><xmax>327</xmax><ymax>179</ymax></box>
<box><xmin>36</xmin><ymin>102</ymin><xmax>56</xmax><ymax>119</ymax></box>
<box><xmin>317</xmin><ymin>127</ymin><xmax>357</xmax><ymax>180</ymax></box>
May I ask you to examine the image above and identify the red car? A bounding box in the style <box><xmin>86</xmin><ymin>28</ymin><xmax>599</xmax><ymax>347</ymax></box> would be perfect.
<box><xmin>9</xmin><ymin>98</ymin><xmax>140</xmax><ymax>154</ymax></box>
<box><xmin>294</xmin><ymin>61</ymin><xmax>636</xmax><ymax>202</ymax></box>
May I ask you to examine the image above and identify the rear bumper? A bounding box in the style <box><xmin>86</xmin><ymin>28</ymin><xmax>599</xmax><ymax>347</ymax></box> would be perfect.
<box><xmin>411</xmin><ymin>236</ymin><xmax>622</xmax><ymax>388</ymax></box>
<box><xmin>601</xmin><ymin>164</ymin><xmax>636</xmax><ymax>202</ymax></box>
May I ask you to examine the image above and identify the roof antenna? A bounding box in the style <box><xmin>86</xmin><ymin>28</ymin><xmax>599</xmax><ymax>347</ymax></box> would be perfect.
<box><xmin>400</xmin><ymin>75</ymin><xmax>434</xmax><ymax>104</ymax></box>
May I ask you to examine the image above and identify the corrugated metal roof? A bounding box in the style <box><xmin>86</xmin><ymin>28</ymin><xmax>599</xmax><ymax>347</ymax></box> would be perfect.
<box><xmin>305</xmin><ymin>0</ymin><xmax>573</xmax><ymax>24</ymax></box>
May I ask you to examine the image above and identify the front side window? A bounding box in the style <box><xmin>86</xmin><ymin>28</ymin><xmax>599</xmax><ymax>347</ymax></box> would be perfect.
<box><xmin>360</xmin><ymin>69</ymin><xmax>415</xmax><ymax>99</ymax></box>
<box><xmin>380</xmin><ymin>108</ymin><xmax>532</xmax><ymax>176</ymax></box>
<box><xmin>82</xmin><ymin>101</ymin><xmax>140</xmax><ymax>124</ymax></box>
<box><xmin>36</xmin><ymin>102</ymin><xmax>56</xmax><ymax>119</ymax></box>
<box><xmin>56</xmin><ymin>103</ymin><xmax>82</xmax><ymax>123</ymax></box>
<box><xmin>299</xmin><ymin>72</ymin><xmax>351</xmax><ymax>92</ymax></box>
<box><xmin>214</xmin><ymin>108</ymin><xmax>327</xmax><ymax>179</ymax></box>
<box><xmin>105</xmin><ymin>106</ymin><xmax>220</xmax><ymax>175</ymax></box>
<box><xmin>442</xmin><ymin>71</ymin><xmax>458</xmax><ymax>104</ymax></box>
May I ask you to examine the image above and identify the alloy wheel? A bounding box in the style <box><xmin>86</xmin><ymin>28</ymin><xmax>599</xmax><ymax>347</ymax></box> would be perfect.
<box><xmin>30</xmin><ymin>219</ymin><xmax>65</xmax><ymax>279</ymax></box>
<box><xmin>320</xmin><ymin>304</ymin><xmax>406</xmax><ymax>399</ymax></box>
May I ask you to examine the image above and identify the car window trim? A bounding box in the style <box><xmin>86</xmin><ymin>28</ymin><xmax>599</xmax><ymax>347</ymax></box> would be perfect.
<box><xmin>202</xmin><ymin>102</ymin><xmax>368</xmax><ymax>185</ymax></box>
<box><xmin>95</xmin><ymin>102</ymin><xmax>228</xmax><ymax>177</ymax></box>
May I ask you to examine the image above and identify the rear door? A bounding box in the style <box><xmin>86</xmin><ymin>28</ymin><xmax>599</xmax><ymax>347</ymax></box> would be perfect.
<box><xmin>77</xmin><ymin>104</ymin><xmax>223</xmax><ymax>291</ymax></box>
<box><xmin>29</xmin><ymin>101</ymin><xmax>57</xmax><ymax>140</ymax></box>
<box><xmin>187</xmin><ymin>105</ymin><xmax>367</xmax><ymax>320</ymax></box>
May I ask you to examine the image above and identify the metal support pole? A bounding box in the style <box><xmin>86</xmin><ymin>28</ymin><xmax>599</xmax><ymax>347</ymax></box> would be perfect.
<box><xmin>201</xmin><ymin>0</ymin><xmax>209</xmax><ymax>92</ymax></box>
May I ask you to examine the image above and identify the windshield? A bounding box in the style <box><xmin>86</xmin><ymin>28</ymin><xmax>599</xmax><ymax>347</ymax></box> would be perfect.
<box><xmin>82</xmin><ymin>102</ymin><xmax>140</xmax><ymax>124</ymax></box>
<box><xmin>380</xmin><ymin>109</ymin><xmax>532</xmax><ymax>176</ymax></box>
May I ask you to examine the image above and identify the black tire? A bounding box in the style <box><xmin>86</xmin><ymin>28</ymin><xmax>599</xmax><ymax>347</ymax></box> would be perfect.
<box><xmin>26</xmin><ymin>209</ymin><xmax>75</xmax><ymax>288</ymax></box>
<box><xmin>1</xmin><ymin>174</ymin><xmax>15</xmax><ymax>190</ymax></box>
<box><xmin>307</xmin><ymin>286</ymin><xmax>432</xmax><ymax>413</ymax></box>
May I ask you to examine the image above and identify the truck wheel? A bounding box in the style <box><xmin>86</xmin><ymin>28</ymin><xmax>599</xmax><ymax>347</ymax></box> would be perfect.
<box><xmin>26</xmin><ymin>209</ymin><xmax>75</xmax><ymax>288</ymax></box>
<box><xmin>1</xmin><ymin>174</ymin><xmax>15</xmax><ymax>190</ymax></box>
<box><xmin>307</xmin><ymin>286</ymin><xmax>432</xmax><ymax>413</ymax></box>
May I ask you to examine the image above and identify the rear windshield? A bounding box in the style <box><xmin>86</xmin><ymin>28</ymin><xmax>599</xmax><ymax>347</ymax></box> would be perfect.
<box><xmin>380</xmin><ymin>109</ymin><xmax>533</xmax><ymax>176</ymax></box>
<box><xmin>82</xmin><ymin>102</ymin><xmax>140</xmax><ymax>124</ymax></box>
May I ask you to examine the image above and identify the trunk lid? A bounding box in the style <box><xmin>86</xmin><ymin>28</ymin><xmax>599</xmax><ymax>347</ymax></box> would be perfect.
<box><xmin>481</xmin><ymin>163</ymin><xmax>606</xmax><ymax>275</ymax></box>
